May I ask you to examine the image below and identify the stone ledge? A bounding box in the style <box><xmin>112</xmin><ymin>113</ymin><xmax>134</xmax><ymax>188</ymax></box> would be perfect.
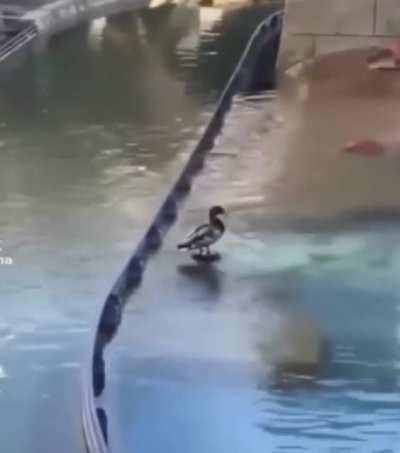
<box><xmin>285</xmin><ymin>0</ymin><xmax>375</xmax><ymax>35</ymax></box>
<box><xmin>315</xmin><ymin>35</ymin><xmax>390</xmax><ymax>56</ymax></box>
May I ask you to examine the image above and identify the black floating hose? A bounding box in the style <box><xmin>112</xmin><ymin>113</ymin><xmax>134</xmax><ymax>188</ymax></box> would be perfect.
<box><xmin>82</xmin><ymin>11</ymin><xmax>283</xmax><ymax>453</ymax></box>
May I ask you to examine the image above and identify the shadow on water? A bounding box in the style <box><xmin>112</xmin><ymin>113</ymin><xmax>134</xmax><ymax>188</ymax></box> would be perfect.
<box><xmin>177</xmin><ymin>262</ymin><xmax>224</xmax><ymax>300</ymax></box>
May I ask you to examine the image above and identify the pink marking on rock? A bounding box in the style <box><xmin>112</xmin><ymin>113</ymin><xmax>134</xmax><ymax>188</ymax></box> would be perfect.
<box><xmin>367</xmin><ymin>37</ymin><xmax>400</xmax><ymax>70</ymax></box>
<box><xmin>343</xmin><ymin>139</ymin><xmax>386</xmax><ymax>157</ymax></box>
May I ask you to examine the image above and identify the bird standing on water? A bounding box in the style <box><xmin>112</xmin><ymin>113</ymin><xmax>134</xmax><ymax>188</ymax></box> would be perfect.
<box><xmin>177</xmin><ymin>205</ymin><xmax>225</xmax><ymax>257</ymax></box>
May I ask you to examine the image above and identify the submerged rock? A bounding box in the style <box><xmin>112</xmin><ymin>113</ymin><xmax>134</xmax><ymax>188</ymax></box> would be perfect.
<box><xmin>257</xmin><ymin>314</ymin><xmax>330</xmax><ymax>388</ymax></box>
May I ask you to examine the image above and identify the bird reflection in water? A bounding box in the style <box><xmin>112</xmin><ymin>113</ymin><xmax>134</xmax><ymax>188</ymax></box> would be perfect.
<box><xmin>177</xmin><ymin>262</ymin><xmax>224</xmax><ymax>303</ymax></box>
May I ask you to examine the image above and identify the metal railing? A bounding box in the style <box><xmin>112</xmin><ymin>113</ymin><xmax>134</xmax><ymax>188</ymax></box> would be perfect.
<box><xmin>0</xmin><ymin>21</ymin><xmax>37</xmax><ymax>64</ymax></box>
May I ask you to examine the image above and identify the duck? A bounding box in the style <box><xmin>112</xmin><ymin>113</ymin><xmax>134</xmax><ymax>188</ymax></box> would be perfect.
<box><xmin>177</xmin><ymin>205</ymin><xmax>226</xmax><ymax>256</ymax></box>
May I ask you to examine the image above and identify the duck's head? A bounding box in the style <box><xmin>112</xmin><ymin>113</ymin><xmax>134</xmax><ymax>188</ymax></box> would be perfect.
<box><xmin>209</xmin><ymin>205</ymin><xmax>226</xmax><ymax>219</ymax></box>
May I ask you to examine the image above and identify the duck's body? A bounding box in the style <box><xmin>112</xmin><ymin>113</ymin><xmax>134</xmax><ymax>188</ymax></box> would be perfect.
<box><xmin>177</xmin><ymin>206</ymin><xmax>225</xmax><ymax>256</ymax></box>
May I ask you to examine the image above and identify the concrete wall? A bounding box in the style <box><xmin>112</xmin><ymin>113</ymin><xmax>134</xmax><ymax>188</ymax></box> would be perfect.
<box><xmin>279</xmin><ymin>0</ymin><xmax>400</xmax><ymax>69</ymax></box>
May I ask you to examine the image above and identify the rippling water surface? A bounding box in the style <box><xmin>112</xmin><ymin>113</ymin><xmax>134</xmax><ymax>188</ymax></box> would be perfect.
<box><xmin>0</xmin><ymin>2</ymin><xmax>282</xmax><ymax>451</ymax></box>
<box><xmin>106</xmin><ymin>88</ymin><xmax>400</xmax><ymax>453</ymax></box>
